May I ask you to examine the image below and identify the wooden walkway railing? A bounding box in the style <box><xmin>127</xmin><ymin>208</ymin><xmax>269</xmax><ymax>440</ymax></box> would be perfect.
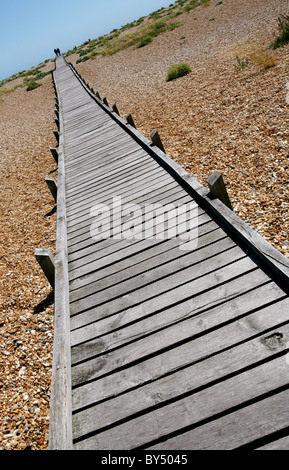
<box><xmin>37</xmin><ymin>55</ymin><xmax>289</xmax><ymax>450</ymax></box>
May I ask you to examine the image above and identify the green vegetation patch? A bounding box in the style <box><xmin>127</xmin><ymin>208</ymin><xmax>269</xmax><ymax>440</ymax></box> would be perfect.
<box><xmin>166</xmin><ymin>62</ymin><xmax>192</xmax><ymax>81</ymax></box>
<box><xmin>137</xmin><ymin>36</ymin><xmax>153</xmax><ymax>48</ymax></box>
<box><xmin>76</xmin><ymin>56</ymin><xmax>90</xmax><ymax>63</ymax></box>
<box><xmin>0</xmin><ymin>87</ymin><xmax>12</xmax><ymax>97</ymax></box>
<box><xmin>98</xmin><ymin>18</ymin><xmax>182</xmax><ymax>56</ymax></box>
<box><xmin>64</xmin><ymin>1</ymin><xmax>217</xmax><ymax>62</ymax></box>
<box><xmin>271</xmin><ymin>14</ymin><xmax>289</xmax><ymax>49</ymax></box>
<box><xmin>25</xmin><ymin>80</ymin><xmax>42</xmax><ymax>91</ymax></box>
<box><xmin>22</xmin><ymin>68</ymin><xmax>50</xmax><ymax>91</ymax></box>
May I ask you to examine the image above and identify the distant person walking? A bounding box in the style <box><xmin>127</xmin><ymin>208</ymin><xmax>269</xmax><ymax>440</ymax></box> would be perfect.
<box><xmin>54</xmin><ymin>48</ymin><xmax>61</xmax><ymax>56</ymax></box>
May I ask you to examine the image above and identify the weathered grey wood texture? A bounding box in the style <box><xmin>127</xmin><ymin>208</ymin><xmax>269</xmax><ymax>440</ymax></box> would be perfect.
<box><xmin>34</xmin><ymin>248</ymin><xmax>55</xmax><ymax>289</ymax></box>
<box><xmin>51</xmin><ymin>56</ymin><xmax>289</xmax><ymax>450</ymax></box>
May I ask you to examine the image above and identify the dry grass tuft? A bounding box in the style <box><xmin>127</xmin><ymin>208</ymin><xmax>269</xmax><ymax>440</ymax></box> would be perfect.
<box><xmin>231</xmin><ymin>41</ymin><xmax>277</xmax><ymax>69</ymax></box>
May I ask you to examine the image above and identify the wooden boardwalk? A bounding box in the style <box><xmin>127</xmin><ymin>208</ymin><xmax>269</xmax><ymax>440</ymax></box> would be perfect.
<box><xmin>47</xmin><ymin>55</ymin><xmax>289</xmax><ymax>450</ymax></box>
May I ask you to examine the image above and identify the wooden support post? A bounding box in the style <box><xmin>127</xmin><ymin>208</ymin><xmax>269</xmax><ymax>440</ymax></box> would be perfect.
<box><xmin>55</xmin><ymin>118</ymin><xmax>59</xmax><ymax>129</ymax></box>
<box><xmin>53</xmin><ymin>130</ymin><xmax>59</xmax><ymax>145</ymax></box>
<box><xmin>45</xmin><ymin>177</ymin><xmax>57</xmax><ymax>202</ymax></box>
<box><xmin>55</xmin><ymin>109</ymin><xmax>59</xmax><ymax>118</ymax></box>
<box><xmin>103</xmin><ymin>97</ymin><xmax>109</xmax><ymax>107</ymax></box>
<box><xmin>207</xmin><ymin>170</ymin><xmax>233</xmax><ymax>210</ymax></box>
<box><xmin>150</xmin><ymin>129</ymin><xmax>165</xmax><ymax>153</ymax></box>
<box><xmin>112</xmin><ymin>103</ymin><xmax>120</xmax><ymax>115</ymax></box>
<box><xmin>95</xmin><ymin>91</ymin><xmax>101</xmax><ymax>100</ymax></box>
<box><xmin>126</xmin><ymin>113</ymin><xmax>136</xmax><ymax>128</ymax></box>
<box><xmin>35</xmin><ymin>248</ymin><xmax>55</xmax><ymax>289</ymax></box>
<box><xmin>50</xmin><ymin>147</ymin><xmax>58</xmax><ymax>164</ymax></box>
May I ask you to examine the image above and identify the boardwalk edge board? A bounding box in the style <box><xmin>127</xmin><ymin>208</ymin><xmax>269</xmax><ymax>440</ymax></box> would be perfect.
<box><xmin>49</xmin><ymin>68</ymin><xmax>73</xmax><ymax>450</ymax></box>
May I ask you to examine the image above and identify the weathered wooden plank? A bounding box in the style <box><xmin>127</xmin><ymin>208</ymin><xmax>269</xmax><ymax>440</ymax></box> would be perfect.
<box><xmin>65</xmin><ymin>129</ymin><xmax>130</xmax><ymax>157</ymax></box>
<box><xmin>65</xmin><ymin>119</ymin><xmax>114</xmax><ymax>138</ymax></box>
<box><xmin>66</xmin><ymin>168</ymin><xmax>176</xmax><ymax>225</ymax></box>
<box><xmin>71</xmin><ymin>276</ymin><xmax>288</xmax><ymax>374</ymax></box>
<box><xmin>67</xmin><ymin>206</ymin><xmax>208</xmax><ymax>274</ymax></box>
<box><xmin>50</xmin><ymin>147</ymin><xmax>58</xmax><ymax>164</ymax></box>
<box><xmin>207</xmin><ymin>170</ymin><xmax>233</xmax><ymax>210</ymax></box>
<box><xmin>65</xmin><ymin>135</ymin><xmax>130</xmax><ymax>165</ymax></box>
<box><xmin>65</xmin><ymin>150</ymin><xmax>148</xmax><ymax>190</ymax></box>
<box><xmin>45</xmin><ymin>177</ymin><xmax>57</xmax><ymax>202</ymax></box>
<box><xmin>73</xmin><ymin>356</ymin><xmax>289</xmax><ymax>449</ymax></box>
<box><xmin>65</xmin><ymin>149</ymin><xmax>150</xmax><ymax>199</ymax></box>
<box><xmin>67</xmin><ymin>187</ymin><xmax>194</xmax><ymax>255</ymax></box>
<box><xmin>147</xmin><ymin>388</ymin><xmax>289</xmax><ymax>450</ymax></box>
<box><xmin>49</xmin><ymin>57</ymin><xmax>73</xmax><ymax>450</ymax></box>
<box><xmin>72</xmin><ymin>292</ymin><xmax>289</xmax><ymax>385</ymax></box>
<box><xmin>66</xmin><ymin>180</ymin><xmax>181</xmax><ymax>237</ymax></box>
<box><xmin>70</xmin><ymin>260</ymin><xmax>262</xmax><ymax>381</ymax></box>
<box><xmin>67</xmin><ymin>151</ymin><xmax>151</xmax><ymax>201</ymax></box>
<box><xmin>64</xmin><ymin>115</ymin><xmax>117</xmax><ymax>135</ymax></box>
<box><xmin>72</xmin><ymin>284</ymin><xmax>288</xmax><ymax>409</ymax></box>
<box><xmin>64</xmin><ymin>105</ymin><xmax>104</xmax><ymax>120</ymax></box>
<box><xmin>64</xmin><ymin>114</ymin><xmax>112</xmax><ymax>135</ymax></box>
<box><xmin>65</xmin><ymin>137</ymin><xmax>137</xmax><ymax>181</ymax></box>
<box><xmin>69</xmin><ymin>178</ymin><xmax>190</xmax><ymax>228</ymax></box>
<box><xmin>64</xmin><ymin>126</ymin><xmax>131</xmax><ymax>154</ymax></box>
<box><xmin>69</xmin><ymin>187</ymin><xmax>196</xmax><ymax>261</ymax></box>
<box><xmin>256</xmin><ymin>435</ymin><xmax>289</xmax><ymax>450</ymax></box>
<box><xmin>66</xmin><ymin>158</ymin><xmax>167</xmax><ymax>203</ymax></box>
<box><xmin>62</xmin><ymin>123</ymin><xmax>130</xmax><ymax>150</ymax></box>
<box><xmin>64</xmin><ymin>107</ymin><xmax>111</xmax><ymax>125</ymax></box>
<box><xmin>72</xmin><ymin>328</ymin><xmax>289</xmax><ymax>441</ymax></box>
<box><xmin>67</xmin><ymin>152</ymin><xmax>150</xmax><ymax>190</ymax></box>
<box><xmin>70</xmin><ymin>237</ymin><xmax>238</xmax><ymax>317</ymax></box>
<box><xmin>63</xmin><ymin>113</ymin><xmax>122</xmax><ymax>133</ymax></box>
<box><xmin>68</xmin><ymin>218</ymin><xmax>217</xmax><ymax>290</ymax></box>
<box><xmin>150</xmin><ymin>129</ymin><xmax>165</xmax><ymax>153</ymax></box>
<box><xmin>70</xmin><ymin>244</ymin><xmax>248</xmax><ymax>322</ymax></box>
<box><xmin>66</xmin><ymin>180</ymin><xmax>189</xmax><ymax>245</ymax></box>
<box><xmin>126</xmin><ymin>113</ymin><xmax>136</xmax><ymax>128</ymax></box>
<box><xmin>69</xmin><ymin>225</ymin><xmax>227</xmax><ymax>300</ymax></box>
<box><xmin>67</xmin><ymin>188</ymin><xmax>181</xmax><ymax>244</ymax></box>
<box><xmin>34</xmin><ymin>248</ymin><xmax>55</xmax><ymax>289</ymax></box>
<box><xmin>66</xmin><ymin>162</ymin><xmax>163</xmax><ymax>213</ymax></box>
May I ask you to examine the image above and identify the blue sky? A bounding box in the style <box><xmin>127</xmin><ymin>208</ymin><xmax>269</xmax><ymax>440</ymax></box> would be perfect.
<box><xmin>0</xmin><ymin>0</ymin><xmax>173</xmax><ymax>80</ymax></box>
